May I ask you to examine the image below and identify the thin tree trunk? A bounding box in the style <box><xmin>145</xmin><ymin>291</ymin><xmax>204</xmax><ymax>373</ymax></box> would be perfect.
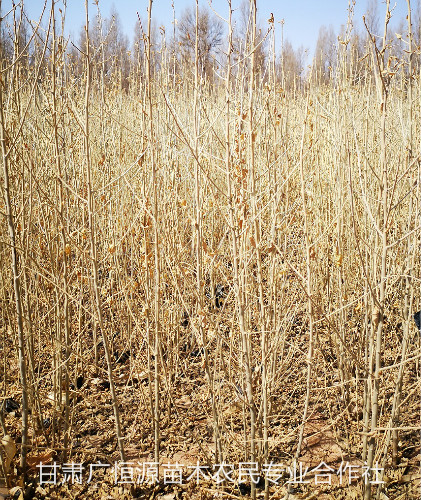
<box><xmin>83</xmin><ymin>0</ymin><xmax>126</xmax><ymax>462</ymax></box>
<box><xmin>0</xmin><ymin>8</ymin><xmax>29</xmax><ymax>474</ymax></box>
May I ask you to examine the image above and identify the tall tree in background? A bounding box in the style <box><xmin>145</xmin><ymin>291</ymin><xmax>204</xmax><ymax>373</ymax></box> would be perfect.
<box><xmin>365</xmin><ymin>0</ymin><xmax>379</xmax><ymax>36</ymax></box>
<box><xmin>279</xmin><ymin>39</ymin><xmax>304</xmax><ymax>90</ymax></box>
<box><xmin>75</xmin><ymin>8</ymin><xmax>130</xmax><ymax>88</ymax></box>
<box><xmin>314</xmin><ymin>24</ymin><xmax>337</xmax><ymax>84</ymax></box>
<box><xmin>234</xmin><ymin>0</ymin><xmax>267</xmax><ymax>79</ymax></box>
<box><xmin>178</xmin><ymin>5</ymin><xmax>223</xmax><ymax>78</ymax></box>
<box><xmin>103</xmin><ymin>7</ymin><xmax>130</xmax><ymax>88</ymax></box>
<box><xmin>347</xmin><ymin>29</ymin><xmax>368</xmax><ymax>85</ymax></box>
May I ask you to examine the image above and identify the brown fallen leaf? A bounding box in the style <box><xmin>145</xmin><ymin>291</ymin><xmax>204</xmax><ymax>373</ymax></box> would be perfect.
<box><xmin>26</xmin><ymin>449</ymin><xmax>54</xmax><ymax>470</ymax></box>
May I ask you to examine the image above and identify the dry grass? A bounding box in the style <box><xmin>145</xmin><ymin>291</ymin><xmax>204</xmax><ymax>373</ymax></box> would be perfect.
<box><xmin>0</xmin><ymin>1</ymin><xmax>420</xmax><ymax>499</ymax></box>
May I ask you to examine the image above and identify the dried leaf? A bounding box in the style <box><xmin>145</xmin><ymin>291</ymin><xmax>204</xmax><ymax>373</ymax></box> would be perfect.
<box><xmin>1</xmin><ymin>435</ymin><xmax>16</xmax><ymax>474</ymax></box>
<box><xmin>335</xmin><ymin>253</ymin><xmax>343</xmax><ymax>267</ymax></box>
<box><xmin>175</xmin><ymin>396</ymin><xmax>191</xmax><ymax>409</ymax></box>
<box><xmin>26</xmin><ymin>449</ymin><xmax>54</xmax><ymax>470</ymax></box>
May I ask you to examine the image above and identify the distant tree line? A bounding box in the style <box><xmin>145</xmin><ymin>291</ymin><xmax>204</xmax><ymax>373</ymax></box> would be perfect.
<box><xmin>312</xmin><ymin>1</ymin><xmax>421</xmax><ymax>86</ymax></box>
<box><xmin>0</xmin><ymin>1</ymin><xmax>419</xmax><ymax>92</ymax></box>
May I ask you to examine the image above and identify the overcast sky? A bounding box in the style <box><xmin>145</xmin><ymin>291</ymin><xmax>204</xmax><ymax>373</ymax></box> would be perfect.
<box><xmin>1</xmin><ymin>0</ymin><xmax>415</xmax><ymax>60</ymax></box>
